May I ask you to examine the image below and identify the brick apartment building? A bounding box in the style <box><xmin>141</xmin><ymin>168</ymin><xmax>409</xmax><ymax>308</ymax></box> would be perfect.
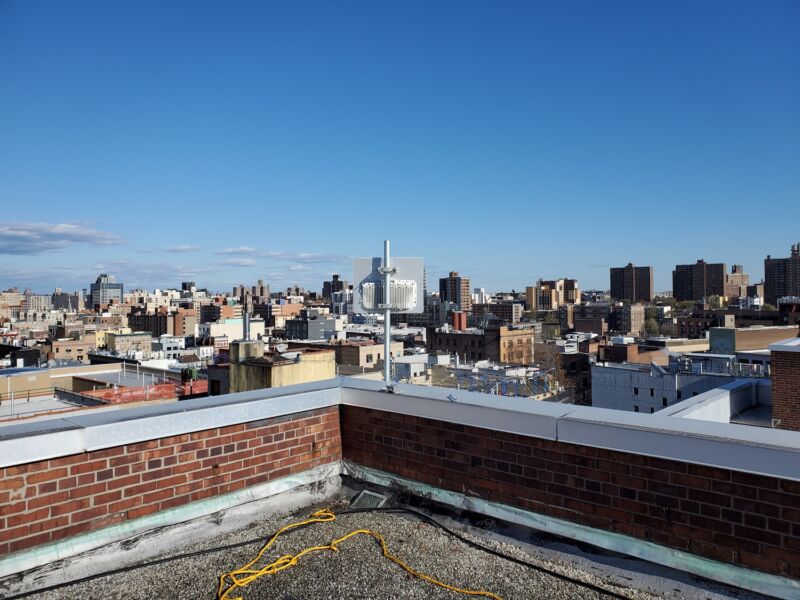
<box><xmin>765</xmin><ymin>243</ymin><xmax>800</xmax><ymax>305</ymax></box>
<box><xmin>471</xmin><ymin>301</ymin><xmax>523</xmax><ymax>324</ymax></box>
<box><xmin>724</xmin><ymin>265</ymin><xmax>750</xmax><ymax>299</ymax></box>
<box><xmin>610</xmin><ymin>263</ymin><xmax>654</xmax><ymax>303</ymax></box>
<box><xmin>672</xmin><ymin>260</ymin><xmax>726</xmax><ymax>301</ymax></box>
<box><xmin>426</xmin><ymin>325</ymin><xmax>535</xmax><ymax>365</ymax></box>
<box><xmin>439</xmin><ymin>271</ymin><xmax>472</xmax><ymax>312</ymax></box>
<box><xmin>50</xmin><ymin>338</ymin><xmax>94</xmax><ymax>364</ymax></box>
<box><xmin>106</xmin><ymin>332</ymin><xmax>153</xmax><ymax>358</ymax></box>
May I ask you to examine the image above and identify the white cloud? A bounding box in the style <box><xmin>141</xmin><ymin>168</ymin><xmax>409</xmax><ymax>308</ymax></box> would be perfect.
<box><xmin>0</xmin><ymin>222</ymin><xmax>121</xmax><ymax>255</ymax></box>
<box><xmin>215</xmin><ymin>246</ymin><xmax>259</xmax><ymax>256</ymax></box>
<box><xmin>264</xmin><ymin>251</ymin><xmax>349</xmax><ymax>264</ymax></box>
<box><xmin>166</xmin><ymin>244</ymin><xmax>202</xmax><ymax>253</ymax></box>
<box><xmin>216</xmin><ymin>258</ymin><xmax>256</xmax><ymax>267</ymax></box>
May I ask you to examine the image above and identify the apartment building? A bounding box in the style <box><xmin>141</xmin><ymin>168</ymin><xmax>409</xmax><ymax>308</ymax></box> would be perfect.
<box><xmin>426</xmin><ymin>325</ymin><xmax>535</xmax><ymax>365</ymax></box>
<box><xmin>609</xmin><ymin>263</ymin><xmax>654</xmax><ymax>303</ymax></box>
<box><xmin>439</xmin><ymin>271</ymin><xmax>472</xmax><ymax>312</ymax></box>
<box><xmin>764</xmin><ymin>243</ymin><xmax>800</xmax><ymax>305</ymax></box>
<box><xmin>106</xmin><ymin>331</ymin><xmax>153</xmax><ymax>358</ymax></box>
<box><xmin>672</xmin><ymin>260</ymin><xmax>726</xmax><ymax>301</ymax></box>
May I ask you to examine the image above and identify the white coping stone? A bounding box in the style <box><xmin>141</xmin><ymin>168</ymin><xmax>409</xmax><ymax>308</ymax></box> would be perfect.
<box><xmin>768</xmin><ymin>336</ymin><xmax>800</xmax><ymax>353</ymax></box>
<box><xmin>0</xmin><ymin>426</ymin><xmax>85</xmax><ymax>468</ymax></box>
<box><xmin>558</xmin><ymin>408</ymin><xmax>800</xmax><ymax>481</ymax></box>
<box><xmin>1</xmin><ymin>377</ymin><xmax>800</xmax><ymax>482</ymax></box>
<box><xmin>341</xmin><ymin>378</ymin><xmax>573</xmax><ymax>440</ymax></box>
<box><xmin>76</xmin><ymin>387</ymin><xmax>341</xmax><ymax>451</ymax></box>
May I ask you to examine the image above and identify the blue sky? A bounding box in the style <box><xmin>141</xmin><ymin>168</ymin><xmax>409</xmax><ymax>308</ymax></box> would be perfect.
<box><xmin>1</xmin><ymin>1</ymin><xmax>798</xmax><ymax>294</ymax></box>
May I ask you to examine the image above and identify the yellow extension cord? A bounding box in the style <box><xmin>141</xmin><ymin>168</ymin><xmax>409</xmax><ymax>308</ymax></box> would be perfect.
<box><xmin>217</xmin><ymin>507</ymin><xmax>503</xmax><ymax>600</ymax></box>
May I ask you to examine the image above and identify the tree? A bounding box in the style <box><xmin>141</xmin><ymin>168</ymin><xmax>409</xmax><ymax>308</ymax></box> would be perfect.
<box><xmin>707</xmin><ymin>295</ymin><xmax>722</xmax><ymax>310</ymax></box>
<box><xmin>761</xmin><ymin>303</ymin><xmax>777</xmax><ymax>311</ymax></box>
<box><xmin>644</xmin><ymin>319</ymin><xmax>660</xmax><ymax>336</ymax></box>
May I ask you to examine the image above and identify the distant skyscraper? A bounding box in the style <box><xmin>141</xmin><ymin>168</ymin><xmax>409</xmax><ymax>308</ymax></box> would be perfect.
<box><xmin>534</xmin><ymin>278</ymin><xmax>580</xmax><ymax>310</ymax></box>
<box><xmin>764</xmin><ymin>243</ymin><xmax>800</xmax><ymax>305</ymax></box>
<box><xmin>439</xmin><ymin>271</ymin><xmax>472</xmax><ymax>312</ymax></box>
<box><xmin>52</xmin><ymin>289</ymin><xmax>82</xmax><ymax>311</ymax></box>
<box><xmin>89</xmin><ymin>274</ymin><xmax>123</xmax><ymax>309</ymax></box>
<box><xmin>723</xmin><ymin>265</ymin><xmax>750</xmax><ymax>299</ymax></box>
<box><xmin>252</xmin><ymin>279</ymin><xmax>270</xmax><ymax>301</ymax></box>
<box><xmin>323</xmin><ymin>274</ymin><xmax>348</xmax><ymax>299</ymax></box>
<box><xmin>672</xmin><ymin>260</ymin><xmax>725</xmax><ymax>302</ymax></box>
<box><xmin>610</xmin><ymin>264</ymin><xmax>653</xmax><ymax>303</ymax></box>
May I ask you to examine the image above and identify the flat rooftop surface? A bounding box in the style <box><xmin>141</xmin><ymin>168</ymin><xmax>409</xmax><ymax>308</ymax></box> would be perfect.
<box><xmin>730</xmin><ymin>403</ymin><xmax>773</xmax><ymax>428</ymax></box>
<box><xmin>29</xmin><ymin>509</ymin><xmax>630</xmax><ymax>600</ymax></box>
<box><xmin>0</xmin><ymin>394</ymin><xmax>74</xmax><ymax>421</ymax></box>
<box><xmin>79</xmin><ymin>371</ymin><xmax>172</xmax><ymax>387</ymax></box>
<box><xmin>20</xmin><ymin>498</ymin><xmax>768</xmax><ymax>600</ymax></box>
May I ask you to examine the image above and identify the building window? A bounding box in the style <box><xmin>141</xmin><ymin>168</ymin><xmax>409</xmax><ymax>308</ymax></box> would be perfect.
<box><xmin>677</xmin><ymin>391</ymin><xmax>682</xmax><ymax>400</ymax></box>
<box><xmin>662</xmin><ymin>397</ymin><xmax>668</xmax><ymax>407</ymax></box>
<box><xmin>366</xmin><ymin>354</ymin><xmax>373</xmax><ymax>363</ymax></box>
<box><xmin>633</xmin><ymin>387</ymin><xmax>638</xmax><ymax>396</ymax></box>
<box><xmin>650</xmin><ymin>388</ymin><xmax>654</xmax><ymax>397</ymax></box>
<box><xmin>634</xmin><ymin>405</ymin><xmax>639</xmax><ymax>412</ymax></box>
<box><xmin>650</xmin><ymin>407</ymin><xmax>655</xmax><ymax>413</ymax></box>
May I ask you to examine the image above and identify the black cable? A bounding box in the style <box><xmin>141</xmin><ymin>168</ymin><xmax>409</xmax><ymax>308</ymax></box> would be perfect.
<box><xmin>5</xmin><ymin>506</ymin><xmax>629</xmax><ymax>599</ymax></box>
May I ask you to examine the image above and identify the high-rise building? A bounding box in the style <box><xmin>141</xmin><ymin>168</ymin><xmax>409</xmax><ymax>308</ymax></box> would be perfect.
<box><xmin>323</xmin><ymin>274</ymin><xmax>348</xmax><ymax>299</ymax></box>
<box><xmin>765</xmin><ymin>243</ymin><xmax>800</xmax><ymax>305</ymax></box>
<box><xmin>609</xmin><ymin>264</ymin><xmax>654</xmax><ymax>303</ymax></box>
<box><xmin>439</xmin><ymin>271</ymin><xmax>472</xmax><ymax>312</ymax></box>
<box><xmin>24</xmin><ymin>294</ymin><xmax>53</xmax><ymax>312</ymax></box>
<box><xmin>672</xmin><ymin>260</ymin><xmax>726</xmax><ymax>301</ymax></box>
<box><xmin>52</xmin><ymin>289</ymin><xmax>83</xmax><ymax>311</ymax></box>
<box><xmin>723</xmin><ymin>265</ymin><xmax>750</xmax><ymax>299</ymax></box>
<box><xmin>252</xmin><ymin>279</ymin><xmax>270</xmax><ymax>301</ymax></box>
<box><xmin>533</xmin><ymin>278</ymin><xmax>580</xmax><ymax>310</ymax></box>
<box><xmin>89</xmin><ymin>274</ymin><xmax>123</xmax><ymax>309</ymax></box>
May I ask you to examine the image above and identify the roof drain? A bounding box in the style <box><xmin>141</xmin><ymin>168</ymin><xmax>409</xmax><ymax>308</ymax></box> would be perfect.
<box><xmin>349</xmin><ymin>489</ymin><xmax>388</xmax><ymax>509</ymax></box>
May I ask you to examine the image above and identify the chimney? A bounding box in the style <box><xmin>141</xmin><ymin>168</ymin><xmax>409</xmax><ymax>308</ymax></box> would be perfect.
<box><xmin>452</xmin><ymin>311</ymin><xmax>467</xmax><ymax>331</ymax></box>
<box><xmin>768</xmin><ymin>335</ymin><xmax>800</xmax><ymax>431</ymax></box>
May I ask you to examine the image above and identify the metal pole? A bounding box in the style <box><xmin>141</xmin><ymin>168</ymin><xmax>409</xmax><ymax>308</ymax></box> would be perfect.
<box><xmin>383</xmin><ymin>239</ymin><xmax>392</xmax><ymax>386</ymax></box>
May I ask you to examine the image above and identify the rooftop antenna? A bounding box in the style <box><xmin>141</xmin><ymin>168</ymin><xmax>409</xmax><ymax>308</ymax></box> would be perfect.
<box><xmin>353</xmin><ymin>241</ymin><xmax>423</xmax><ymax>391</ymax></box>
<box><xmin>379</xmin><ymin>240</ymin><xmax>395</xmax><ymax>387</ymax></box>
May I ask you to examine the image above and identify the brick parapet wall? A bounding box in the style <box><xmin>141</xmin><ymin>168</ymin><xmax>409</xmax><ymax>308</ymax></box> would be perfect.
<box><xmin>341</xmin><ymin>405</ymin><xmax>800</xmax><ymax>579</ymax></box>
<box><xmin>772</xmin><ymin>350</ymin><xmax>800</xmax><ymax>432</ymax></box>
<box><xmin>0</xmin><ymin>406</ymin><xmax>341</xmax><ymax>556</ymax></box>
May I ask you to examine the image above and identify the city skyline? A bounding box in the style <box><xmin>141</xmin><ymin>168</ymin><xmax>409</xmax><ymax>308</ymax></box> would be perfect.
<box><xmin>1</xmin><ymin>230</ymin><xmax>799</xmax><ymax>295</ymax></box>
<box><xmin>2</xmin><ymin>2</ymin><xmax>798</xmax><ymax>291</ymax></box>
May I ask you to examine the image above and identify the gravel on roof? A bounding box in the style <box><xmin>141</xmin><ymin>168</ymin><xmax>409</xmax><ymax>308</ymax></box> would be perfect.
<box><xmin>35</xmin><ymin>501</ymin><xmax>654</xmax><ymax>600</ymax></box>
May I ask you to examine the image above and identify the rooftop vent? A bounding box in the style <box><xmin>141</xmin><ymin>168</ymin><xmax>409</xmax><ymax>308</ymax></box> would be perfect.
<box><xmin>349</xmin><ymin>489</ymin><xmax>388</xmax><ymax>509</ymax></box>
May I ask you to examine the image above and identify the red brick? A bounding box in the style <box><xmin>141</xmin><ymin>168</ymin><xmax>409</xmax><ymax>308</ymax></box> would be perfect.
<box><xmin>71</xmin><ymin>506</ymin><xmax>109</xmax><ymax>523</ymax></box>
<box><xmin>70</xmin><ymin>460</ymin><xmax>108</xmax><ymax>475</ymax></box>
<box><xmin>27</xmin><ymin>491</ymin><xmax>69</xmax><ymax>511</ymax></box>
<box><xmin>0</xmin><ymin>477</ymin><xmax>25</xmax><ymax>490</ymax></box>
<box><xmin>69</xmin><ymin>482</ymin><xmax>106</xmax><ymax>499</ymax></box>
<box><xmin>9</xmin><ymin>532</ymin><xmax>50</xmax><ymax>553</ymax></box>
<box><xmin>51</xmin><ymin>498</ymin><xmax>90</xmax><ymax>517</ymax></box>
<box><xmin>26</xmin><ymin>468</ymin><xmax>69</xmax><ymax>484</ymax></box>
<box><xmin>30</xmin><ymin>516</ymin><xmax>69</xmax><ymax>535</ymax></box>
